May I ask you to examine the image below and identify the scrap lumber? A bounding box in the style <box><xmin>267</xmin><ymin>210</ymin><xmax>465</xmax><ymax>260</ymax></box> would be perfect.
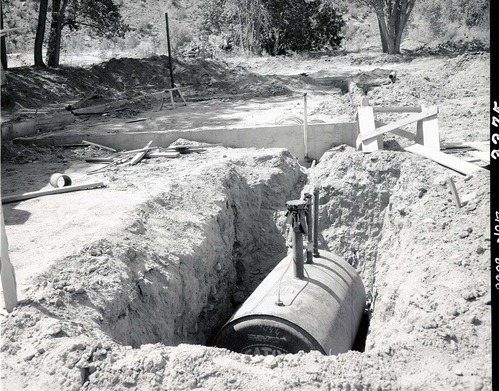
<box><xmin>87</xmin><ymin>155</ymin><xmax>133</xmax><ymax>174</ymax></box>
<box><xmin>468</xmin><ymin>150</ymin><xmax>490</xmax><ymax>164</ymax></box>
<box><xmin>361</xmin><ymin>107</ymin><xmax>439</xmax><ymax>142</ymax></box>
<box><xmin>466</xmin><ymin>141</ymin><xmax>489</xmax><ymax>153</ymax></box>
<box><xmin>373</xmin><ymin>106</ymin><xmax>422</xmax><ymax>113</ymax></box>
<box><xmin>118</xmin><ymin>146</ymin><xmax>158</xmax><ymax>155</ymax></box>
<box><xmin>405</xmin><ymin>144</ymin><xmax>484</xmax><ymax>176</ymax></box>
<box><xmin>125</xmin><ymin>118</ymin><xmax>148</xmax><ymax>123</ymax></box>
<box><xmin>440</xmin><ymin>143</ymin><xmax>472</xmax><ymax>150</ymax></box>
<box><xmin>1</xmin><ymin>211</ymin><xmax>17</xmax><ymax>313</ymax></box>
<box><xmin>1</xmin><ymin>182</ymin><xmax>106</xmax><ymax>204</ymax></box>
<box><xmin>357</xmin><ymin>106</ymin><xmax>381</xmax><ymax>152</ymax></box>
<box><xmin>130</xmin><ymin>141</ymin><xmax>153</xmax><ymax>166</ymax></box>
<box><xmin>415</xmin><ymin>111</ymin><xmax>440</xmax><ymax>150</ymax></box>
<box><xmin>375</xmin><ymin>120</ymin><xmax>415</xmax><ymax>141</ymax></box>
<box><xmin>166</xmin><ymin>143</ymin><xmax>223</xmax><ymax>150</ymax></box>
<box><xmin>85</xmin><ymin>157</ymin><xmax>115</xmax><ymax>163</ymax></box>
<box><xmin>71</xmin><ymin>100</ymin><xmax>127</xmax><ymax>115</ymax></box>
<box><xmin>146</xmin><ymin>152</ymin><xmax>181</xmax><ymax>158</ymax></box>
<box><xmin>82</xmin><ymin>140</ymin><xmax>117</xmax><ymax>152</ymax></box>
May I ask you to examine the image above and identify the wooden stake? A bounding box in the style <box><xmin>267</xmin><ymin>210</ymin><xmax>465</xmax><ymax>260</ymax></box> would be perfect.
<box><xmin>1</xmin><ymin>210</ymin><xmax>17</xmax><ymax>313</ymax></box>
<box><xmin>447</xmin><ymin>177</ymin><xmax>461</xmax><ymax>208</ymax></box>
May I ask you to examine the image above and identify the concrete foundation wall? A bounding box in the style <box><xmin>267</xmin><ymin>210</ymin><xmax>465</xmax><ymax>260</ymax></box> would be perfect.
<box><xmin>12</xmin><ymin>122</ymin><xmax>358</xmax><ymax>162</ymax></box>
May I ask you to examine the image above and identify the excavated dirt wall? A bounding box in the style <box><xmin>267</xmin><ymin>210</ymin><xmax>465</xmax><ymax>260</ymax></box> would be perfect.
<box><xmin>1</xmin><ymin>145</ymin><xmax>491</xmax><ymax>390</ymax></box>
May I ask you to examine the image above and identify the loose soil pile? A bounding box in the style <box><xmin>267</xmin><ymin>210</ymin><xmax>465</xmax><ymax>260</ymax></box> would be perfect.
<box><xmin>0</xmin><ymin>48</ymin><xmax>490</xmax><ymax>390</ymax></box>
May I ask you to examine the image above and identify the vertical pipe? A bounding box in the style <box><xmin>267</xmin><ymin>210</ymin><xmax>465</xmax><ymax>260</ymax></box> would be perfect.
<box><xmin>292</xmin><ymin>229</ymin><xmax>304</xmax><ymax>279</ymax></box>
<box><xmin>313</xmin><ymin>188</ymin><xmax>320</xmax><ymax>257</ymax></box>
<box><xmin>303</xmin><ymin>92</ymin><xmax>308</xmax><ymax>160</ymax></box>
<box><xmin>304</xmin><ymin>192</ymin><xmax>313</xmax><ymax>264</ymax></box>
<box><xmin>165</xmin><ymin>13</ymin><xmax>175</xmax><ymax>90</ymax></box>
<box><xmin>286</xmin><ymin>200</ymin><xmax>306</xmax><ymax>279</ymax></box>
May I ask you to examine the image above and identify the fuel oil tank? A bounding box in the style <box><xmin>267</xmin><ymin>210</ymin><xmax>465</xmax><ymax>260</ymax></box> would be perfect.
<box><xmin>213</xmin><ymin>250</ymin><xmax>366</xmax><ymax>356</ymax></box>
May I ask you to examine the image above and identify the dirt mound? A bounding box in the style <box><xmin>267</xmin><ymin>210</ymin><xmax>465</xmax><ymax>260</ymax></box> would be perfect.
<box><xmin>2</xmin><ymin>56</ymin><xmax>291</xmax><ymax>112</ymax></box>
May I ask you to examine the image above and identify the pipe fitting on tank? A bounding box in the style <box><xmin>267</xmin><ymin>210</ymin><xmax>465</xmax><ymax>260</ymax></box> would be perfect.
<box><xmin>285</xmin><ymin>200</ymin><xmax>308</xmax><ymax>279</ymax></box>
<box><xmin>313</xmin><ymin>188</ymin><xmax>320</xmax><ymax>257</ymax></box>
<box><xmin>302</xmin><ymin>191</ymin><xmax>314</xmax><ymax>264</ymax></box>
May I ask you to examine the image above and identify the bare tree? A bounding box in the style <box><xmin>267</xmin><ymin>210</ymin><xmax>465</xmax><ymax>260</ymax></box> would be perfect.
<box><xmin>34</xmin><ymin>0</ymin><xmax>49</xmax><ymax>67</ymax></box>
<box><xmin>362</xmin><ymin>0</ymin><xmax>417</xmax><ymax>54</ymax></box>
<box><xmin>39</xmin><ymin>0</ymin><xmax>128</xmax><ymax>68</ymax></box>
<box><xmin>1</xmin><ymin>1</ymin><xmax>7</xmax><ymax>69</ymax></box>
<box><xmin>46</xmin><ymin>0</ymin><xmax>70</xmax><ymax>67</ymax></box>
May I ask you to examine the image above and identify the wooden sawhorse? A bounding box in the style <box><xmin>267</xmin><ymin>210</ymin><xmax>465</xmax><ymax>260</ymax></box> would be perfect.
<box><xmin>164</xmin><ymin>87</ymin><xmax>187</xmax><ymax>109</ymax></box>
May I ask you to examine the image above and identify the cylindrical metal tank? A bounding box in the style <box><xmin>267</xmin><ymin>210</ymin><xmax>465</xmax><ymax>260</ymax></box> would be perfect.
<box><xmin>213</xmin><ymin>250</ymin><xmax>366</xmax><ymax>356</ymax></box>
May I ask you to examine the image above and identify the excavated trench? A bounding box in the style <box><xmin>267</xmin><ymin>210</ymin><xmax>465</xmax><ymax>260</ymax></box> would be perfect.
<box><xmin>71</xmin><ymin>145</ymin><xmax>447</xmax><ymax>355</ymax></box>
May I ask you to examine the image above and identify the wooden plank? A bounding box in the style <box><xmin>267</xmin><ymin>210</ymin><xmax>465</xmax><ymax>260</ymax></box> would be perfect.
<box><xmin>82</xmin><ymin>140</ymin><xmax>117</xmax><ymax>152</ymax></box>
<box><xmin>1</xmin><ymin>211</ymin><xmax>17</xmax><ymax>313</ymax></box>
<box><xmin>468</xmin><ymin>150</ymin><xmax>490</xmax><ymax>164</ymax></box>
<box><xmin>125</xmin><ymin>118</ymin><xmax>148</xmax><ymax>123</ymax></box>
<box><xmin>466</xmin><ymin>141</ymin><xmax>489</xmax><ymax>153</ymax></box>
<box><xmin>146</xmin><ymin>152</ymin><xmax>180</xmax><ymax>158</ymax></box>
<box><xmin>130</xmin><ymin>141</ymin><xmax>153</xmax><ymax>166</ymax></box>
<box><xmin>373</xmin><ymin>106</ymin><xmax>422</xmax><ymax>113</ymax></box>
<box><xmin>71</xmin><ymin>100</ymin><xmax>127</xmax><ymax>115</ymax></box>
<box><xmin>118</xmin><ymin>146</ymin><xmax>158</xmax><ymax>155</ymax></box>
<box><xmin>405</xmin><ymin>143</ymin><xmax>484</xmax><ymax>176</ymax></box>
<box><xmin>440</xmin><ymin>143</ymin><xmax>471</xmax><ymax>150</ymax></box>
<box><xmin>375</xmin><ymin>120</ymin><xmax>415</xmax><ymax>141</ymax></box>
<box><xmin>362</xmin><ymin>107</ymin><xmax>438</xmax><ymax>142</ymax></box>
<box><xmin>85</xmin><ymin>157</ymin><xmax>115</xmax><ymax>163</ymax></box>
<box><xmin>357</xmin><ymin>106</ymin><xmax>381</xmax><ymax>152</ymax></box>
<box><xmin>1</xmin><ymin>182</ymin><xmax>106</xmax><ymax>204</ymax></box>
<box><xmin>416</xmin><ymin>114</ymin><xmax>440</xmax><ymax>150</ymax></box>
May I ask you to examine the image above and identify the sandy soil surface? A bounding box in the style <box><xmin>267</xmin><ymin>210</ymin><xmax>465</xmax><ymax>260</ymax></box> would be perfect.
<box><xmin>0</xmin><ymin>48</ymin><xmax>491</xmax><ymax>390</ymax></box>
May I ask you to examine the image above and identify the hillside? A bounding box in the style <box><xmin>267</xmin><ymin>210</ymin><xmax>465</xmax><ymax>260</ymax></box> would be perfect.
<box><xmin>1</xmin><ymin>0</ymin><xmax>489</xmax><ymax>67</ymax></box>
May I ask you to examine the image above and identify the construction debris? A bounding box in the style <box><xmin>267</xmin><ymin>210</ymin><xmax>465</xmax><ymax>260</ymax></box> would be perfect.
<box><xmin>1</xmin><ymin>182</ymin><xmax>106</xmax><ymax>204</ymax></box>
<box><xmin>404</xmin><ymin>143</ymin><xmax>484</xmax><ymax>176</ymax></box>
<box><xmin>130</xmin><ymin>141</ymin><xmax>153</xmax><ymax>166</ymax></box>
<box><xmin>82</xmin><ymin>140</ymin><xmax>117</xmax><ymax>152</ymax></box>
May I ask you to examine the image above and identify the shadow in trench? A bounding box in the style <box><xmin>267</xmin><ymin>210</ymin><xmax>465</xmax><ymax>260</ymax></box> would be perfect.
<box><xmin>351</xmin><ymin>310</ymin><xmax>371</xmax><ymax>352</ymax></box>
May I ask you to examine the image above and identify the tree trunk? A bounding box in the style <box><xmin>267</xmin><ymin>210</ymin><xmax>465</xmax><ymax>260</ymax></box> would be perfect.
<box><xmin>46</xmin><ymin>0</ymin><xmax>60</xmax><ymax>67</ymax></box>
<box><xmin>377</xmin><ymin>18</ymin><xmax>388</xmax><ymax>53</ymax></box>
<box><xmin>376</xmin><ymin>12</ymin><xmax>396</xmax><ymax>54</ymax></box>
<box><xmin>34</xmin><ymin>0</ymin><xmax>49</xmax><ymax>67</ymax></box>
<box><xmin>1</xmin><ymin>1</ymin><xmax>7</xmax><ymax>70</ymax></box>
<box><xmin>47</xmin><ymin>0</ymin><xmax>68</xmax><ymax>67</ymax></box>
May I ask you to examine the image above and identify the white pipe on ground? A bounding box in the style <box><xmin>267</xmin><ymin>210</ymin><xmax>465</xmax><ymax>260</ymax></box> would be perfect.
<box><xmin>303</xmin><ymin>93</ymin><xmax>308</xmax><ymax>160</ymax></box>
